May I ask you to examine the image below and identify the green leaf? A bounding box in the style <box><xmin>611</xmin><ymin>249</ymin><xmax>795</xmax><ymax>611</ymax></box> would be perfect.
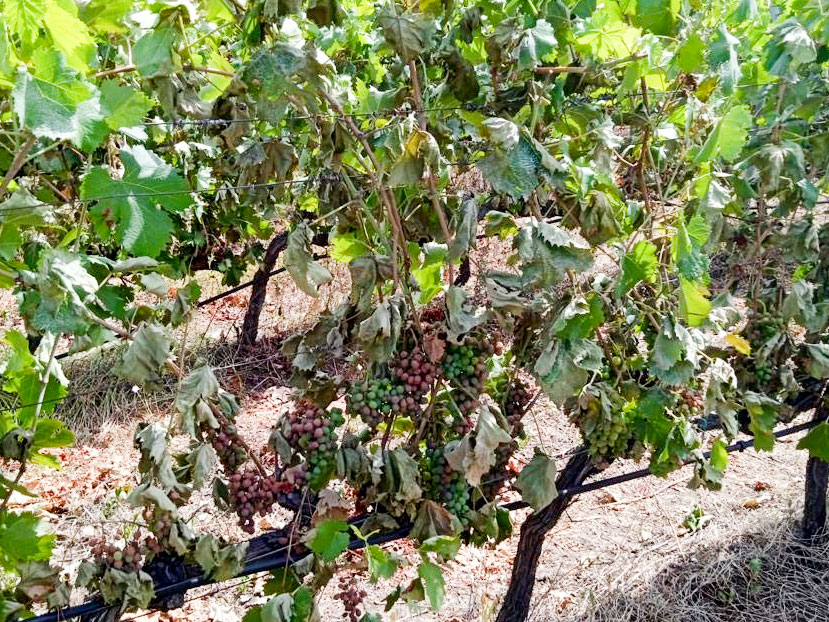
<box><xmin>284</xmin><ymin>223</ymin><xmax>332</xmax><ymax>297</ymax></box>
<box><xmin>518</xmin><ymin>19</ymin><xmax>558</xmax><ymax>70</ymax></box>
<box><xmin>43</xmin><ymin>2</ymin><xmax>95</xmax><ymax>71</ymax></box>
<box><xmin>115</xmin><ymin>322</ymin><xmax>171</xmax><ymax>385</ymax></box>
<box><xmin>632</xmin><ymin>0</ymin><xmax>677</xmax><ymax>35</ymax></box>
<box><xmin>576</xmin><ymin>10</ymin><xmax>642</xmax><ymax>60</ymax></box>
<box><xmin>675</xmin><ymin>32</ymin><xmax>704</xmax><ymax>73</ymax></box>
<box><xmin>134</xmin><ymin>27</ymin><xmax>177</xmax><ymax>78</ymax></box>
<box><xmin>418</xmin><ymin>535</ymin><xmax>460</xmax><ymax>561</ymax></box>
<box><xmin>744</xmin><ymin>392</ymin><xmax>779</xmax><ymax>451</ymax></box>
<box><xmin>82</xmin><ymin>145</ymin><xmax>191</xmax><ymax>257</ymax></box>
<box><xmin>696</xmin><ymin>105</ymin><xmax>751</xmax><ymax>164</ymax></box>
<box><xmin>679</xmin><ymin>277</ymin><xmax>711</xmax><ymax>327</ymax></box>
<box><xmin>0</xmin><ymin>512</ymin><xmax>54</xmax><ymax>569</ymax></box>
<box><xmin>306</xmin><ymin>519</ymin><xmax>350</xmax><ymax>562</ymax></box>
<box><xmin>12</xmin><ymin>49</ymin><xmax>101</xmax><ymax>146</ymax></box>
<box><xmin>708</xmin><ymin>25</ymin><xmax>741</xmax><ymax>94</ymax></box>
<box><xmin>0</xmin><ymin>189</ymin><xmax>54</xmax><ymax>260</ymax></box>
<box><xmin>330</xmin><ymin>232</ymin><xmax>370</xmax><ymax>263</ymax></box>
<box><xmin>100</xmin><ymin>81</ymin><xmax>152</xmax><ymax>130</ymax></box>
<box><xmin>798</xmin><ymin>422</ymin><xmax>829</xmax><ymax>461</ymax></box>
<box><xmin>417</xmin><ymin>561</ymin><xmax>445</xmax><ymax>610</ymax></box>
<box><xmin>31</xmin><ymin>417</ymin><xmax>74</xmax><ymax>451</ymax></box>
<box><xmin>616</xmin><ymin>240</ymin><xmax>658</xmax><ymax>296</ymax></box>
<box><xmin>765</xmin><ymin>18</ymin><xmax>816</xmax><ymax>75</ymax></box>
<box><xmin>4</xmin><ymin>0</ymin><xmax>46</xmax><ymax>46</ymax></box>
<box><xmin>515</xmin><ymin>449</ymin><xmax>557</xmax><ymax>511</ymax></box>
<box><xmin>366</xmin><ymin>545</ymin><xmax>398</xmax><ymax>582</ymax></box>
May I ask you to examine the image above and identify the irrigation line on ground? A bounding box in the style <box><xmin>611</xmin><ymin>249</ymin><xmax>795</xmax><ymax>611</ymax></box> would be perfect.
<box><xmin>25</xmin><ymin>418</ymin><xmax>820</xmax><ymax>622</ymax></box>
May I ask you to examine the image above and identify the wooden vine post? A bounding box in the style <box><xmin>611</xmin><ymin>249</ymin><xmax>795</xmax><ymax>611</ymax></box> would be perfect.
<box><xmin>802</xmin><ymin>401</ymin><xmax>828</xmax><ymax>543</ymax></box>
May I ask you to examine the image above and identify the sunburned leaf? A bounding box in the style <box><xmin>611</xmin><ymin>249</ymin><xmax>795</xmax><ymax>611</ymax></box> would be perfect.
<box><xmin>306</xmin><ymin>519</ymin><xmax>350</xmax><ymax>562</ymax></box>
<box><xmin>82</xmin><ymin>145</ymin><xmax>191</xmax><ymax>257</ymax></box>
<box><xmin>447</xmin><ymin>405</ymin><xmax>511</xmax><ymax>486</ymax></box>
<box><xmin>476</xmin><ymin>136</ymin><xmax>542</xmax><ymax>199</ymax></box>
<box><xmin>284</xmin><ymin>223</ymin><xmax>332</xmax><ymax>297</ymax></box>
<box><xmin>0</xmin><ymin>189</ymin><xmax>54</xmax><ymax>260</ymax></box>
<box><xmin>410</xmin><ymin>500</ymin><xmax>461</xmax><ymax>541</ymax></box>
<box><xmin>804</xmin><ymin>343</ymin><xmax>829</xmax><ymax>379</ymax></box>
<box><xmin>515</xmin><ymin>449</ymin><xmax>558</xmax><ymax>510</ymax></box>
<box><xmin>115</xmin><ymin>322</ymin><xmax>171</xmax><ymax>385</ymax></box>
<box><xmin>725</xmin><ymin>333</ymin><xmax>751</xmax><ymax>355</ymax></box>
<box><xmin>376</xmin><ymin>7</ymin><xmax>435</xmax><ymax>62</ymax></box>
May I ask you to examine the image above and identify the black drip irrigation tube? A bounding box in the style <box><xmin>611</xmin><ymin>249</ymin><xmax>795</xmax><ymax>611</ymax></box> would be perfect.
<box><xmin>27</xmin><ymin>418</ymin><xmax>819</xmax><ymax>622</ymax></box>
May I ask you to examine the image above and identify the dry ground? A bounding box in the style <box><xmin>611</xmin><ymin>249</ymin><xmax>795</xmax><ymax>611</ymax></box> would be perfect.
<box><xmin>7</xmin><ymin>240</ymin><xmax>829</xmax><ymax>622</ymax></box>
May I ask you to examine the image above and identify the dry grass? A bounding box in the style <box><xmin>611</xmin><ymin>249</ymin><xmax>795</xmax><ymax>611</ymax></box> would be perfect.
<box><xmin>561</xmin><ymin>519</ymin><xmax>829</xmax><ymax>622</ymax></box>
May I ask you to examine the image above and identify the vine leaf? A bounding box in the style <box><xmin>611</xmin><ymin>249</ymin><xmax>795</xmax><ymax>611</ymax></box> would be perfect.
<box><xmin>417</xmin><ymin>561</ymin><xmax>445</xmax><ymax>610</ymax></box>
<box><xmin>43</xmin><ymin>2</ymin><xmax>96</xmax><ymax>71</ymax></box>
<box><xmin>765</xmin><ymin>19</ymin><xmax>815</xmax><ymax>75</ymax></box>
<box><xmin>366</xmin><ymin>545</ymin><xmax>398</xmax><ymax>582</ymax></box>
<box><xmin>419</xmin><ymin>535</ymin><xmax>460</xmax><ymax>561</ymax></box>
<box><xmin>616</xmin><ymin>240</ymin><xmax>658</xmax><ymax>296</ymax></box>
<box><xmin>115</xmin><ymin>322</ymin><xmax>171</xmax><ymax>385</ymax></box>
<box><xmin>708</xmin><ymin>25</ymin><xmax>741</xmax><ymax>93</ymax></box>
<box><xmin>82</xmin><ymin>145</ymin><xmax>191</xmax><ymax>257</ymax></box>
<box><xmin>0</xmin><ymin>189</ymin><xmax>54</xmax><ymax>261</ymax></box>
<box><xmin>376</xmin><ymin>7</ymin><xmax>435</xmax><ymax>63</ymax></box>
<box><xmin>518</xmin><ymin>19</ymin><xmax>557</xmax><ymax>70</ymax></box>
<box><xmin>804</xmin><ymin>344</ymin><xmax>829</xmax><ymax>379</ymax></box>
<box><xmin>0</xmin><ymin>512</ymin><xmax>54</xmax><ymax>568</ymax></box>
<box><xmin>12</xmin><ymin>49</ymin><xmax>101</xmax><ymax>146</ymax></box>
<box><xmin>798</xmin><ymin>422</ymin><xmax>829</xmax><ymax>461</ymax></box>
<box><xmin>410</xmin><ymin>500</ymin><xmax>460</xmax><ymax>541</ymax></box>
<box><xmin>445</xmin><ymin>287</ymin><xmax>489</xmax><ymax>342</ymax></box>
<box><xmin>4</xmin><ymin>0</ymin><xmax>46</xmax><ymax>46</ymax></box>
<box><xmin>285</xmin><ymin>223</ymin><xmax>333</xmax><ymax>297</ymax></box>
<box><xmin>515</xmin><ymin>449</ymin><xmax>558</xmax><ymax>511</ymax></box>
<box><xmin>633</xmin><ymin>0</ymin><xmax>677</xmax><ymax>36</ymax></box>
<box><xmin>695</xmin><ymin>105</ymin><xmax>751</xmax><ymax>163</ymax></box>
<box><xmin>476</xmin><ymin>136</ymin><xmax>542</xmax><ymax>199</ymax></box>
<box><xmin>515</xmin><ymin>221</ymin><xmax>593</xmax><ymax>288</ymax></box>
<box><xmin>100</xmin><ymin>81</ymin><xmax>152</xmax><ymax>132</ymax></box>
<box><xmin>744</xmin><ymin>392</ymin><xmax>779</xmax><ymax>451</ymax></box>
<box><xmin>447</xmin><ymin>405</ymin><xmax>511</xmax><ymax>486</ymax></box>
<box><xmin>134</xmin><ymin>27</ymin><xmax>177</xmax><ymax>78</ymax></box>
<box><xmin>306</xmin><ymin>519</ymin><xmax>350</xmax><ymax>562</ymax></box>
<box><xmin>194</xmin><ymin>535</ymin><xmax>247</xmax><ymax>581</ymax></box>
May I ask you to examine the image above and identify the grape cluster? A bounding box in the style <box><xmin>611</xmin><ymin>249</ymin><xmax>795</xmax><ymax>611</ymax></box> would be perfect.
<box><xmin>206</xmin><ymin>422</ymin><xmax>247</xmax><ymax>472</ymax></box>
<box><xmin>503</xmin><ymin>379</ymin><xmax>532</xmax><ymax>434</ymax></box>
<box><xmin>281</xmin><ymin>401</ymin><xmax>343</xmax><ymax>491</ymax></box>
<box><xmin>421</xmin><ymin>447</ymin><xmax>470</xmax><ymax>521</ymax></box>
<box><xmin>448</xmin><ymin>390</ymin><xmax>479</xmax><ymax>436</ymax></box>
<box><xmin>390</xmin><ymin>348</ymin><xmax>439</xmax><ymax>401</ymax></box>
<box><xmin>347</xmin><ymin>377</ymin><xmax>406</xmax><ymax>428</ymax></box>
<box><xmin>754</xmin><ymin>361</ymin><xmax>773</xmax><ymax>384</ymax></box>
<box><xmin>442</xmin><ymin>337</ymin><xmax>495</xmax><ymax>394</ymax></box>
<box><xmin>334</xmin><ymin>574</ymin><xmax>367</xmax><ymax>622</ymax></box>
<box><xmin>575</xmin><ymin>398</ymin><xmax>629</xmax><ymax>460</ymax></box>
<box><xmin>227</xmin><ymin>467</ymin><xmax>284</xmax><ymax>534</ymax></box>
<box><xmin>90</xmin><ymin>536</ymin><xmax>145</xmax><ymax>571</ymax></box>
